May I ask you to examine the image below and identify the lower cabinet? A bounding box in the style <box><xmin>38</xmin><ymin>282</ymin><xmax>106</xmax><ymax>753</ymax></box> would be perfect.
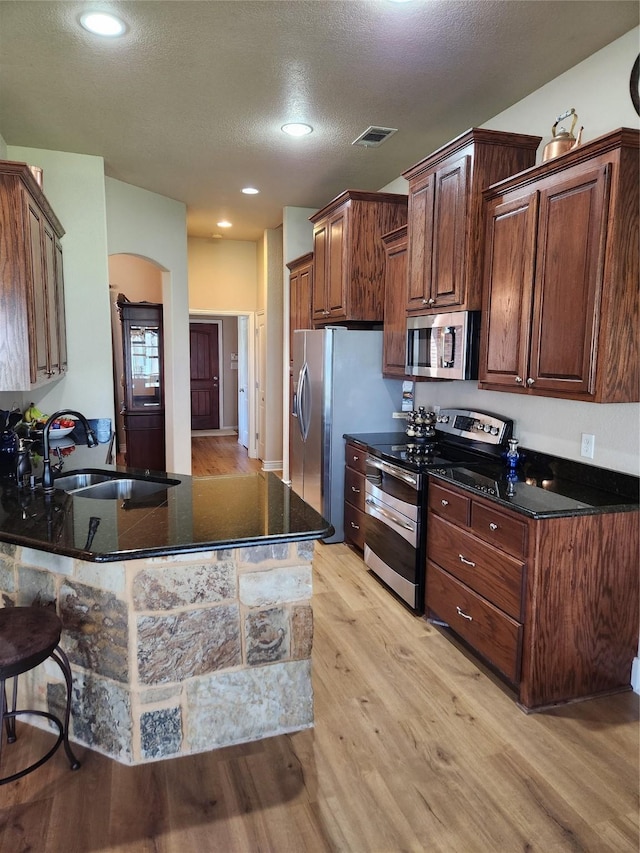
<box><xmin>344</xmin><ymin>441</ymin><xmax>367</xmax><ymax>551</ymax></box>
<box><xmin>426</xmin><ymin>479</ymin><xmax>639</xmax><ymax>711</ymax></box>
<box><xmin>123</xmin><ymin>412</ymin><xmax>165</xmax><ymax>472</ymax></box>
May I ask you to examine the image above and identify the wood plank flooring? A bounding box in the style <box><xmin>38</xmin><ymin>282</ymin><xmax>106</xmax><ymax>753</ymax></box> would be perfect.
<box><xmin>1</xmin><ymin>437</ymin><xmax>637</xmax><ymax>852</ymax></box>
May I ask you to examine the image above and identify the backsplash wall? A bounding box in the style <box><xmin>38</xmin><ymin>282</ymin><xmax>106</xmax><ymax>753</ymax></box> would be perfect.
<box><xmin>414</xmin><ymin>381</ymin><xmax>639</xmax><ymax>476</ymax></box>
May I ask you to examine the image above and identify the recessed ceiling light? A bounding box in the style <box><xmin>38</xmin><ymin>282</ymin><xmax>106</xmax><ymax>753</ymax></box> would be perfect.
<box><xmin>217</xmin><ymin>220</ymin><xmax>232</xmax><ymax>228</ymax></box>
<box><xmin>242</xmin><ymin>187</ymin><xmax>259</xmax><ymax>195</ymax></box>
<box><xmin>79</xmin><ymin>11</ymin><xmax>127</xmax><ymax>37</ymax></box>
<box><xmin>281</xmin><ymin>123</ymin><xmax>313</xmax><ymax>137</ymax></box>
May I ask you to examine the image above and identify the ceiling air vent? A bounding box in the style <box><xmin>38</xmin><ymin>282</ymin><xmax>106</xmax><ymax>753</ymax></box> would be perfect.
<box><xmin>352</xmin><ymin>126</ymin><xmax>398</xmax><ymax>148</ymax></box>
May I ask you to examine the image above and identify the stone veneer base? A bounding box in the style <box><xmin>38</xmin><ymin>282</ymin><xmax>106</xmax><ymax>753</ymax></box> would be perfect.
<box><xmin>0</xmin><ymin>540</ymin><xmax>315</xmax><ymax>765</ymax></box>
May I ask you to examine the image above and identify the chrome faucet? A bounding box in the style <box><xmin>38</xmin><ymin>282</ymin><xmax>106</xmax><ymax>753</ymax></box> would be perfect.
<box><xmin>41</xmin><ymin>410</ymin><xmax>98</xmax><ymax>493</ymax></box>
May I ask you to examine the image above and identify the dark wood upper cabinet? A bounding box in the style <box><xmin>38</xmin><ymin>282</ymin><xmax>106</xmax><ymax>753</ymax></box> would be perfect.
<box><xmin>310</xmin><ymin>190</ymin><xmax>408</xmax><ymax>326</ymax></box>
<box><xmin>479</xmin><ymin>128</ymin><xmax>639</xmax><ymax>403</ymax></box>
<box><xmin>287</xmin><ymin>251</ymin><xmax>313</xmax><ymax>368</ymax></box>
<box><xmin>381</xmin><ymin>225</ymin><xmax>410</xmax><ymax>379</ymax></box>
<box><xmin>0</xmin><ymin>160</ymin><xmax>67</xmax><ymax>390</ymax></box>
<box><xmin>402</xmin><ymin>129</ymin><xmax>541</xmax><ymax>315</ymax></box>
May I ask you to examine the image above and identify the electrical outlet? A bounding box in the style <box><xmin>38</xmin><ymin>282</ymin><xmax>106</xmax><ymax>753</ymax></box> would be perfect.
<box><xmin>581</xmin><ymin>433</ymin><xmax>595</xmax><ymax>459</ymax></box>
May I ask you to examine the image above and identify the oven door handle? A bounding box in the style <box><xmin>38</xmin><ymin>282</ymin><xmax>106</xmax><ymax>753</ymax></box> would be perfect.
<box><xmin>365</xmin><ymin>498</ymin><xmax>415</xmax><ymax>532</ymax></box>
<box><xmin>366</xmin><ymin>456</ymin><xmax>419</xmax><ymax>488</ymax></box>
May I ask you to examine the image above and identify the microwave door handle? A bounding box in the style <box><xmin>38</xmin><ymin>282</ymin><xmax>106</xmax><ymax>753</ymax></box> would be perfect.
<box><xmin>442</xmin><ymin>326</ymin><xmax>455</xmax><ymax>368</ymax></box>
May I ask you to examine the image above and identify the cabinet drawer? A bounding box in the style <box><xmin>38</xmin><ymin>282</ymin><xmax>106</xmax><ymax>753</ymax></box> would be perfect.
<box><xmin>428</xmin><ymin>481</ymin><xmax>470</xmax><ymax>526</ymax></box>
<box><xmin>344</xmin><ymin>467</ymin><xmax>365</xmax><ymax>511</ymax></box>
<box><xmin>428</xmin><ymin>515</ymin><xmax>523</xmax><ymax>620</ymax></box>
<box><xmin>426</xmin><ymin>562</ymin><xmax>522</xmax><ymax>684</ymax></box>
<box><xmin>344</xmin><ymin>503</ymin><xmax>366</xmax><ymax>551</ymax></box>
<box><xmin>345</xmin><ymin>442</ymin><xmax>367</xmax><ymax>475</ymax></box>
<box><xmin>471</xmin><ymin>502</ymin><xmax>527</xmax><ymax>558</ymax></box>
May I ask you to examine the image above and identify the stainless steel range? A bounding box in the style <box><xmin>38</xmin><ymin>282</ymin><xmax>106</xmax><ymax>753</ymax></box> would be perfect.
<box><xmin>361</xmin><ymin>408</ymin><xmax>513</xmax><ymax>613</ymax></box>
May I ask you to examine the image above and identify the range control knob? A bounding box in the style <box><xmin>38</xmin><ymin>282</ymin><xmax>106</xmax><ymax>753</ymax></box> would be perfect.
<box><xmin>490</xmin><ymin>426</ymin><xmax>500</xmax><ymax>436</ymax></box>
<box><xmin>475</xmin><ymin>422</ymin><xmax>484</xmax><ymax>431</ymax></box>
<box><xmin>483</xmin><ymin>424</ymin><xmax>492</xmax><ymax>433</ymax></box>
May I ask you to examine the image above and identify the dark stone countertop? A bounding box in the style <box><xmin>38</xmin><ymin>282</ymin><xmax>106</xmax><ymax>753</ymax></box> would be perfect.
<box><xmin>344</xmin><ymin>432</ymin><xmax>639</xmax><ymax>519</ymax></box>
<box><xmin>0</xmin><ymin>442</ymin><xmax>333</xmax><ymax>562</ymax></box>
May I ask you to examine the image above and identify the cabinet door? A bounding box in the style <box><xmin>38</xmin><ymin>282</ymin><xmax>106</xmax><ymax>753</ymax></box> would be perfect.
<box><xmin>42</xmin><ymin>220</ymin><xmax>61</xmax><ymax>376</ymax></box>
<box><xmin>479</xmin><ymin>192</ymin><xmax>538</xmax><ymax>390</ymax></box>
<box><xmin>327</xmin><ymin>209</ymin><xmax>347</xmax><ymax>318</ymax></box>
<box><xmin>312</xmin><ymin>223</ymin><xmax>328</xmax><ymax>321</ymax></box>
<box><xmin>54</xmin><ymin>240</ymin><xmax>67</xmax><ymax>374</ymax></box>
<box><xmin>289</xmin><ymin>264</ymin><xmax>312</xmax><ymax>363</ymax></box>
<box><xmin>529</xmin><ymin>165</ymin><xmax>609</xmax><ymax>396</ymax></box>
<box><xmin>431</xmin><ymin>154</ymin><xmax>469</xmax><ymax>307</ymax></box>
<box><xmin>382</xmin><ymin>229</ymin><xmax>409</xmax><ymax>377</ymax></box>
<box><xmin>406</xmin><ymin>171</ymin><xmax>435</xmax><ymax>311</ymax></box>
<box><xmin>26</xmin><ymin>200</ymin><xmax>49</xmax><ymax>384</ymax></box>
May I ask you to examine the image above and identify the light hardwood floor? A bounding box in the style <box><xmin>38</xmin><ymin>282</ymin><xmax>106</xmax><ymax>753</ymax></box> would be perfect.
<box><xmin>1</xmin><ymin>437</ymin><xmax>637</xmax><ymax>852</ymax></box>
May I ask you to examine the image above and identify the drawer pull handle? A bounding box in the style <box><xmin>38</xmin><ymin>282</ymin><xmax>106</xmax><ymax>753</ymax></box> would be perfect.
<box><xmin>441</xmin><ymin>499</ymin><xmax>449</xmax><ymax>506</ymax></box>
<box><xmin>351</xmin><ymin>486</ymin><xmax>360</xmax><ymax>493</ymax></box>
<box><xmin>489</xmin><ymin>522</ymin><xmax>498</xmax><ymax>531</ymax></box>
<box><xmin>353</xmin><ymin>455</ymin><xmax>359</xmax><ymax>462</ymax></box>
<box><xmin>459</xmin><ymin>554</ymin><xmax>476</xmax><ymax>567</ymax></box>
<box><xmin>350</xmin><ymin>522</ymin><xmax>360</xmax><ymax>530</ymax></box>
<box><xmin>456</xmin><ymin>606</ymin><xmax>473</xmax><ymax>621</ymax></box>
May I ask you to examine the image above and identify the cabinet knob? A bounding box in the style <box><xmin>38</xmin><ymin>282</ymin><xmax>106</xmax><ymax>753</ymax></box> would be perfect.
<box><xmin>353</xmin><ymin>455</ymin><xmax>359</xmax><ymax>462</ymax></box>
<box><xmin>428</xmin><ymin>298</ymin><xmax>435</xmax><ymax>305</ymax></box>
<box><xmin>489</xmin><ymin>522</ymin><xmax>498</xmax><ymax>531</ymax></box>
<box><xmin>441</xmin><ymin>499</ymin><xmax>449</xmax><ymax>506</ymax></box>
<box><xmin>515</xmin><ymin>376</ymin><xmax>523</xmax><ymax>384</ymax></box>
<box><xmin>422</xmin><ymin>298</ymin><xmax>429</xmax><ymax>304</ymax></box>
<box><xmin>527</xmin><ymin>377</ymin><xmax>535</xmax><ymax>386</ymax></box>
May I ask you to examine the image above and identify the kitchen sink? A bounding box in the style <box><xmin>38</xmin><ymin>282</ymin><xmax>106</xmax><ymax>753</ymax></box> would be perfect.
<box><xmin>53</xmin><ymin>469</ymin><xmax>181</xmax><ymax>500</ymax></box>
<box><xmin>53</xmin><ymin>471</ymin><xmax>116</xmax><ymax>491</ymax></box>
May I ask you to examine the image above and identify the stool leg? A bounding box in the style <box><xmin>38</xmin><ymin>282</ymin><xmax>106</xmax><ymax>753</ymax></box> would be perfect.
<box><xmin>6</xmin><ymin>676</ymin><xmax>17</xmax><ymax>742</ymax></box>
<box><xmin>50</xmin><ymin>646</ymin><xmax>81</xmax><ymax>771</ymax></box>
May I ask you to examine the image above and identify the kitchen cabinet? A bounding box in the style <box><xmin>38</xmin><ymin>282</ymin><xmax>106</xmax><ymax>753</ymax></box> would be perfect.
<box><xmin>117</xmin><ymin>296</ymin><xmax>166</xmax><ymax>472</ymax></box>
<box><xmin>402</xmin><ymin>129</ymin><xmax>540</xmax><ymax>315</ymax></box>
<box><xmin>344</xmin><ymin>441</ymin><xmax>367</xmax><ymax>551</ymax></box>
<box><xmin>287</xmin><ymin>252</ymin><xmax>313</xmax><ymax>368</ymax></box>
<box><xmin>381</xmin><ymin>225</ymin><xmax>410</xmax><ymax>378</ymax></box>
<box><xmin>310</xmin><ymin>190</ymin><xmax>407</xmax><ymax>325</ymax></box>
<box><xmin>479</xmin><ymin>128</ymin><xmax>639</xmax><ymax>402</ymax></box>
<box><xmin>0</xmin><ymin>160</ymin><xmax>67</xmax><ymax>390</ymax></box>
<box><xmin>426</xmin><ymin>479</ymin><xmax>639</xmax><ymax>711</ymax></box>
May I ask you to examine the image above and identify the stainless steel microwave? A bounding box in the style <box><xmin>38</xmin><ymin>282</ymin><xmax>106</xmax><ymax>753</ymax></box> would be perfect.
<box><xmin>406</xmin><ymin>311</ymin><xmax>480</xmax><ymax>380</ymax></box>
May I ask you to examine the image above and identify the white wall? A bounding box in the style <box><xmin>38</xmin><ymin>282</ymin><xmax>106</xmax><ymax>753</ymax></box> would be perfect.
<box><xmin>105</xmin><ymin>177</ymin><xmax>191</xmax><ymax>475</ymax></box>
<box><xmin>5</xmin><ymin>146</ymin><xmax>114</xmax><ymax>427</ymax></box>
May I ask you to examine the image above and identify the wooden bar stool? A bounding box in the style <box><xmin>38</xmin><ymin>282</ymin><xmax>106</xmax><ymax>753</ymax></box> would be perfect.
<box><xmin>0</xmin><ymin>606</ymin><xmax>81</xmax><ymax>785</ymax></box>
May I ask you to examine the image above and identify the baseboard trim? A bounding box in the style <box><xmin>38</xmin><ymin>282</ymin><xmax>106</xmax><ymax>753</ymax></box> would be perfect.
<box><xmin>631</xmin><ymin>656</ymin><xmax>640</xmax><ymax>695</ymax></box>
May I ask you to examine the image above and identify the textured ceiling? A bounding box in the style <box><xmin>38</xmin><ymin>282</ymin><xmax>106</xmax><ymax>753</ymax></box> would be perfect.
<box><xmin>1</xmin><ymin>1</ymin><xmax>638</xmax><ymax>241</ymax></box>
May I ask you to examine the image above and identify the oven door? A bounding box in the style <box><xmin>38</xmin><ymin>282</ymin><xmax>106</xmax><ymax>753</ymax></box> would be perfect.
<box><xmin>364</xmin><ymin>482</ymin><xmax>420</xmax><ymax>610</ymax></box>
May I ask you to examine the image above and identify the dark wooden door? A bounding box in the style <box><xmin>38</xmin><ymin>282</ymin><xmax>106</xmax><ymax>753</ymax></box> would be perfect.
<box><xmin>479</xmin><ymin>192</ymin><xmax>538</xmax><ymax>391</ymax></box>
<box><xmin>406</xmin><ymin>170</ymin><xmax>435</xmax><ymax>312</ymax></box>
<box><xmin>529</xmin><ymin>164</ymin><xmax>609</xmax><ymax>396</ymax></box>
<box><xmin>382</xmin><ymin>226</ymin><xmax>409</xmax><ymax>378</ymax></box>
<box><xmin>431</xmin><ymin>154</ymin><xmax>469</xmax><ymax>307</ymax></box>
<box><xmin>190</xmin><ymin>323</ymin><xmax>220</xmax><ymax>430</ymax></box>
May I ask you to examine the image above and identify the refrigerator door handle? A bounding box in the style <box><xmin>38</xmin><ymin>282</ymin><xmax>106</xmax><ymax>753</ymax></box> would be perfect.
<box><xmin>298</xmin><ymin>362</ymin><xmax>310</xmax><ymax>441</ymax></box>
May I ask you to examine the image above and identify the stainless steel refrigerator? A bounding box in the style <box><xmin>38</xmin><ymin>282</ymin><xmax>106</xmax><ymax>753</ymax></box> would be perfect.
<box><xmin>290</xmin><ymin>328</ymin><xmax>402</xmax><ymax>544</ymax></box>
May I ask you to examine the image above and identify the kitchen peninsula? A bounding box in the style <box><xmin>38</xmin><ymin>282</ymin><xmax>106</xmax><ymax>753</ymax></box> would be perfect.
<box><xmin>0</xmin><ymin>443</ymin><xmax>332</xmax><ymax>765</ymax></box>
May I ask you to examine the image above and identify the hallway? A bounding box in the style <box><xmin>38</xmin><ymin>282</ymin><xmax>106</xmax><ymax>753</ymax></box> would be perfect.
<box><xmin>191</xmin><ymin>433</ymin><xmax>262</xmax><ymax>476</ymax></box>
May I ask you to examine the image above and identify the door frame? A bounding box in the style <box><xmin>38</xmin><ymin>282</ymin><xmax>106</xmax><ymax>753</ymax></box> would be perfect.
<box><xmin>189</xmin><ymin>309</ymin><xmax>257</xmax><ymax>458</ymax></box>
